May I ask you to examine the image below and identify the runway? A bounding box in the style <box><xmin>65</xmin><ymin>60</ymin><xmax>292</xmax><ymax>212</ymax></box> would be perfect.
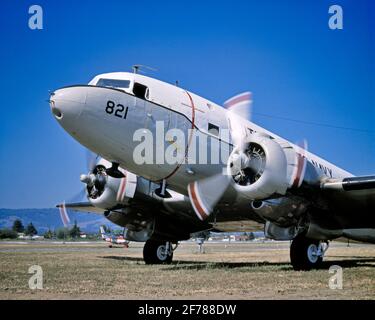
<box><xmin>0</xmin><ymin>240</ymin><xmax>374</xmax><ymax>299</ymax></box>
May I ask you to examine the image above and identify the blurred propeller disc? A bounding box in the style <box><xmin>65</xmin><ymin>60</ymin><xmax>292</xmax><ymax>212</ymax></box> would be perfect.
<box><xmin>187</xmin><ymin>92</ymin><xmax>254</xmax><ymax>220</ymax></box>
<box><xmin>86</xmin><ymin>148</ymin><xmax>98</xmax><ymax>173</ymax></box>
<box><xmin>188</xmin><ymin>174</ymin><xmax>230</xmax><ymax>221</ymax></box>
<box><xmin>58</xmin><ymin>201</ymin><xmax>70</xmax><ymax>227</ymax></box>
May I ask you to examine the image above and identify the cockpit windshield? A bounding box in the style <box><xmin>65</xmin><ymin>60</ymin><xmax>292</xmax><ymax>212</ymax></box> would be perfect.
<box><xmin>96</xmin><ymin>78</ymin><xmax>130</xmax><ymax>89</ymax></box>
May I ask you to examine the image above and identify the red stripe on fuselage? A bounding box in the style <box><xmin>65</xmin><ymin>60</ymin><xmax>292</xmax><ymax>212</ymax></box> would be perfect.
<box><xmin>156</xmin><ymin>91</ymin><xmax>196</xmax><ymax>181</ymax></box>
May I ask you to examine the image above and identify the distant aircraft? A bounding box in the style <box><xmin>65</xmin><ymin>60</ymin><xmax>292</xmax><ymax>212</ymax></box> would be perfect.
<box><xmin>50</xmin><ymin>69</ymin><xmax>375</xmax><ymax>270</ymax></box>
<box><xmin>100</xmin><ymin>226</ymin><xmax>129</xmax><ymax>248</ymax></box>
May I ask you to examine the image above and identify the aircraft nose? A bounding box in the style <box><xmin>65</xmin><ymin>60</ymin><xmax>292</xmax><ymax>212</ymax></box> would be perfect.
<box><xmin>49</xmin><ymin>87</ymin><xmax>87</xmax><ymax>133</ymax></box>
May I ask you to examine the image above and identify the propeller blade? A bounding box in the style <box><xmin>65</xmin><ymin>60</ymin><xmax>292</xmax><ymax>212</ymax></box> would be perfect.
<box><xmin>224</xmin><ymin>92</ymin><xmax>252</xmax><ymax>151</ymax></box>
<box><xmin>224</xmin><ymin>91</ymin><xmax>253</xmax><ymax>121</ymax></box>
<box><xmin>187</xmin><ymin>91</ymin><xmax>253</xmax><ymax>221</ymax></box>
<box><xmin>57</xmin><ymin>188</ymin><xmax>86</xmax><ymax>227</ymax></box>
<box><xmin>70</xmin><ymin>188</ymin><xmax>87</xmax><ymax>202</ymax></box>
<box><xmin>227</xmin><ymin>111</ymin><xmax>248</xmax><ymax>151</ymax></box>
<box><xmin>85</xmin><ymin>148</ymin><xmax>98</xmax><ymax>172</ymax></box>
<box><xmin>187</xmin><ymin>173</ymin><xmax>230</xmax><ymax>221</ymax></box>
<box><xmin>57</xmin><ymin>148</ymin><xmax>98</xmax><ymax>228</ymax></box>
<box><xmin>291</xmin><ymin>139</ymin><xmax>308</xmax><ymax>188</ymax></box>
<box><xmin>58</xmin><ymin>202</ymin><xmax>71</xmax><ymax>227</ymax></box>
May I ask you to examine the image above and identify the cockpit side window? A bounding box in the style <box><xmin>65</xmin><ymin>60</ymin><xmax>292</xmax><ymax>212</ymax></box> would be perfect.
<box><xmin>96</xmin><ymin>78</ymin><xmax>130</xmax><ymax>89</ymax></box>
<box><xmin>133</xmin><ymin>82</ymin><xmax>148</xmax><ymax>99</ymax></box>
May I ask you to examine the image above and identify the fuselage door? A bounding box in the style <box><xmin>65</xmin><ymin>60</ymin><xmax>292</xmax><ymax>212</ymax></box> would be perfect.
<box><xmin>131</xmin><ymin>82</ymin><xmax>152</xmax><ymax>131</ymax></box>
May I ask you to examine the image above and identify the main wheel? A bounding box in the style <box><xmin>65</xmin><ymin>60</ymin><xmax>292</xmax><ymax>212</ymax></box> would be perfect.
<box><xmin>290</xmin><ymin>234</ymin><xmax>323</xmax><ymax>270</ymax></box>
<box><xmin>143</xmin><ymin>240</ymin><xmax>173</xmax><ymax>264</ymax></box>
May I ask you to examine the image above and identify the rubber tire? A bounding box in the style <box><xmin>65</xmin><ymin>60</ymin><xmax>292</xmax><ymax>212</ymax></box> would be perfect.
<box><xmin>143</xmin><ymin>240</ymin><xmax>173</xmax><ymax>264</ymax></box>
<box><xmin>290</xmin><ymin>234</ymin><xmax>323</xmax><ymax>271</ymax></box>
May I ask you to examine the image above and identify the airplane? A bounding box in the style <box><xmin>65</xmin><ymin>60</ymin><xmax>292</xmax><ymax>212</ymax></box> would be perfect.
<box><xmin>50</xmin><ymin>69</ymin><xmax>375</xmax><ymax>270</ymax></box>
<box><xmin>99</xmin><ymin>226</ymin><xmax>129</xmax><ymax>248</ymax></box>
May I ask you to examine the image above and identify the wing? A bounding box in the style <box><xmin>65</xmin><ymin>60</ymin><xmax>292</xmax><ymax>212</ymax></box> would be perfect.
<box><xmin>321</xmin><ymin>175</ymin><xmax>375</xmax><ymax>209</ymax></box>
<box><xmin>56</xmin><ymin>202</ymin><xmax>105</xmax><ymax>214</ymax></box>
<box><xmin>322</xmin><ymin>175</ymin><xmax>375</xmax><ymax>192</ymax></box>
<box><xmin>317</xmin><ymin>175</ymin><xmax>375</xmax><ymax>231</ymax></box>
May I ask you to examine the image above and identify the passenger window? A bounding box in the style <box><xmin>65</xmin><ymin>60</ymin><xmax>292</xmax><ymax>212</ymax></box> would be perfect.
<box><xmin>133</xmin><ymin>82</ymin><xmax>148</xmax><ymax>99</ymax></box>
<box><xmin>208</xmin><ymin>123</ymin><xmax>220</xmax><ymax>136</ymax></box>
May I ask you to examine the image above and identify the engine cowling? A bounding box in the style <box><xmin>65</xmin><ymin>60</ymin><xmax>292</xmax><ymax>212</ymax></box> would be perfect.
<box><xmin>227</xmin><ymin>133</ymin><xmax>297</xmax><ymax>201</ymax></box>
<box><xmin>80</xmin><ymin>159</ymin><xmax>137</xmax><ymax>210</ymax></box>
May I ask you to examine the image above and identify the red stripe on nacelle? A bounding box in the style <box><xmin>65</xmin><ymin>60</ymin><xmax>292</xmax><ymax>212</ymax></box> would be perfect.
<box><xmin>292</xmin><ymin>153</ymin><xmax>306</xmax><ymax>188</ymax></box>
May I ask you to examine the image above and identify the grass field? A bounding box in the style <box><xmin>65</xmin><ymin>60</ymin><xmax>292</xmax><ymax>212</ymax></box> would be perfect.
<box><xmin>0</xmin><ymin>241</ymin><xmax>374</xmax><ymax>299</ymax></box>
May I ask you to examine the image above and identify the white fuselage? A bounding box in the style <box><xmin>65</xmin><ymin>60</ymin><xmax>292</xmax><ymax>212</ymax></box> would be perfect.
<box><xmin>50</xmin><ymin>72</ymin><xmax>353</xmax><ymax>198</ymax></box>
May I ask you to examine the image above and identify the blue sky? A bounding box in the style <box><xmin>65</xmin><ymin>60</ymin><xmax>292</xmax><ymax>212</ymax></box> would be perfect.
<box><xmin>0</xmin><ymin>0</ymin><xmax>373</xmax><ymax>208</ymax></box>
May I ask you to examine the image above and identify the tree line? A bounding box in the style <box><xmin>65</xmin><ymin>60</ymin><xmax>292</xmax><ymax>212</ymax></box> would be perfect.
<box><xmin>0</xmin><ymin>219</ymin><xmax>83</xmax><ymax>240</ymax></box>
<box><xmin>44</xmin><ymin>221</ymin><xmax>82</xmax><ymax>239</ymax></box>
<box><xmin>0</xmin><ymin>219</ymin><xmax>38</xmax><ymax>239</ymax></box>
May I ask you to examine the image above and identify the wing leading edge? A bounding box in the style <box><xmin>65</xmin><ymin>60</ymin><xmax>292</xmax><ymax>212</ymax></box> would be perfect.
<box><xmin>322</xmin><ymin>175</ymin><xmax>375</xmax><ymax>192</ymax></box>
<box><xmin>56</xmin><ymin>202</ymin><xmax>105</xmax><ymax>214</ymax></box>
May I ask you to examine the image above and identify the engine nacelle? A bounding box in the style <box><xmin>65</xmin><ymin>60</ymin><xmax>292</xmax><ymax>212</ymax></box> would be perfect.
<box><xmin>228</xmin><ymin>133</ymin><xmax>296</xmax><ymax>201</ymax></box>
<box><xmin>81</xmin><ymin>158</ymin><xmax>137</xmax><ymax>210</ymax></box>
<box><xmin>251</xmin><ymin>197</ymin><xmax>308</xmax><ymax>227</ymax></box>
<box><xmin>89</xmin><ymin>172</ymin><xmax>137</xmax><ymax>209</ymax></box>
<box><xmin>104</xmin><ymin>210</ymin><xmax>154</xmax><ymax>241</ymax></box>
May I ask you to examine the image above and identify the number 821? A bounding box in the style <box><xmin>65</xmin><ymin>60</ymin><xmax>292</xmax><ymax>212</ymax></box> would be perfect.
<box><xmin>105</xmin><ymin>100</ymin><xmax>129</xmax><ymax>119</ymax></box>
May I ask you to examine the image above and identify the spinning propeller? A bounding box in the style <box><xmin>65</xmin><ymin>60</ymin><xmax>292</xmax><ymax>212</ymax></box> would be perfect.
<box><xmin>188</xmin><ymin>92</ymin><xmax>253</xmax><ymax>220</ymax></box>
<box><xmin>187</xmin><ymin>92</ymin><xmax>308</xmax><ymax>221</ymax></box>
<box><xmin>58</xmin><ymin>148</ymin><xmax>100</xmax><ymax>226</ymax></box>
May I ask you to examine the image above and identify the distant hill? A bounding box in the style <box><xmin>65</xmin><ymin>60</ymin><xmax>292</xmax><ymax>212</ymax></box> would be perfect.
<box><xmin>0</xmin><ymin>208</ymin><xmax>266</xmax><ymax>238</ymax></box>
<box><xmin>0</xmin><ymin>208</ymin><xmax>118</xmax><ymax>234</ymax></box>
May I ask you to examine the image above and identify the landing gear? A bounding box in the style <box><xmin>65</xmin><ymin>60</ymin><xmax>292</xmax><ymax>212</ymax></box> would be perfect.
<box><xmin>290</xmin><ymin>234</ymin><xmax>328</xmax><ymax>270</ymax></box>
<box><xmin>143</xmin><ymin>240</ymin><xmax>175</xmax><ymax>264</ymax></box>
